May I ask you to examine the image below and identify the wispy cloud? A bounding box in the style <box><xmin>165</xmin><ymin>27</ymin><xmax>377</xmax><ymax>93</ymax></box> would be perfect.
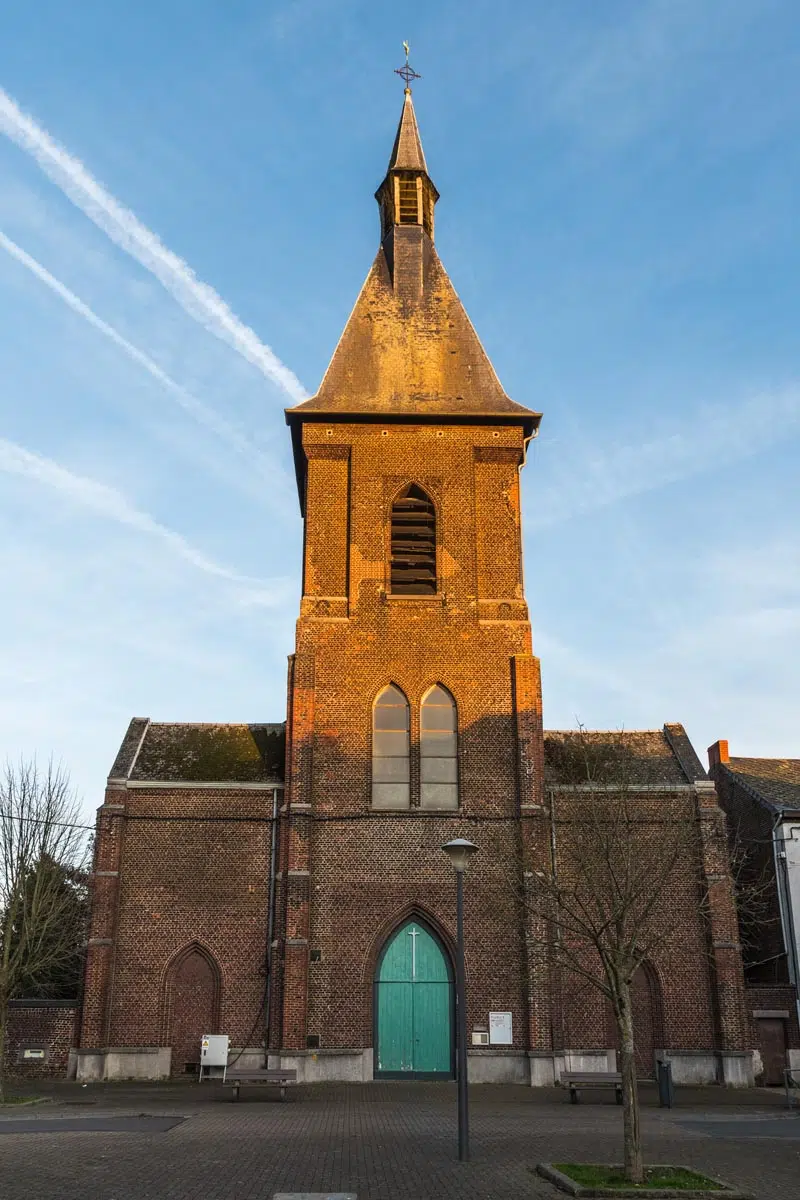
<box><xmin>0</xmin><ymin>87</ymin><xmax>308</xmax><ymax>403</ymax></box>
<box><xmin>544</xmin><ymin>0</ymin><xmax>772</xmax><ymax>147</ymax></box>
<box><xmin>0</xmin><ymin>229</ymin><xmax>277</xmax><ymax>477</ymax></box>
<box><xmin>529</xmin><ymin>385</ymin><xmax>800</xmax><ymax>529</ymax></box>
<box><xmin>0</xmin><ymin>435</ymin><xmax>285</xmax><ymax>597</ymax></box>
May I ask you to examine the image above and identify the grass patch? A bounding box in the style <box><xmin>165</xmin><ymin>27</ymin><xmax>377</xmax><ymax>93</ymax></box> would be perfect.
<box><xmin>553</xmin><ymin>1164</ymin><xmax>724</xmax><ymax>1190</ymax></box>
<box><xmin>0</xmin><ymin>1095</ymin><xmax>47</xmax><ymax>1107</ymax></box>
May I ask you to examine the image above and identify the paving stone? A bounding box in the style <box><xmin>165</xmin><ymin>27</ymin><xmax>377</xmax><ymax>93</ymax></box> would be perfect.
<box><xmin>0</xmin><ymin>1081</ymin><xmax>797</xmax><ymax>1200</ymax></box>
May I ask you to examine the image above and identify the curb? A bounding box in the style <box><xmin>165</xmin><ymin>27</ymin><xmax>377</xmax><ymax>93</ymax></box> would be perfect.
<box><xmin>535</xmin><ymin>1163</ymin><xmax>755</xmax><ymax>1199</ymax></box>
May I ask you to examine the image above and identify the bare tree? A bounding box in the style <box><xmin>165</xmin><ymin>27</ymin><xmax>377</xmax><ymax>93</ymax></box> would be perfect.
<box><xmin>498</xmin><ymin>730</ymin><xmax>710</xmax><ymax>1184</ymax></box>
<box><xmin>0</xmin><ymin>759</ymin><xmax>88</xmax><ymax>1100</ymax></box>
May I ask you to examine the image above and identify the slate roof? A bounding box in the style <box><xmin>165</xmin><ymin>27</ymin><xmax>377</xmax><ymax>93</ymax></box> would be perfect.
<box><xmin>109</xmin><ymin>720</ymin><xmax>285</xmax><ymax>784</ymax></box>
<box><xmin>287</xmin><ymin>244</ymin><xmax>541</xmax><ymax>427</ymax></box>
<box><xmin>544</xmin><ymin>724</ymin><xmax>708</xmax><ymax>787</ymax></box>
<box><xmin>387</xmin><ymin>89</ymin><xmax>428</xmax><ymax>172</ymax></box>
<box><xmin>724</xmin><ymin>757</ymin><xmax>800</xmax><ymax>813</ymax></box>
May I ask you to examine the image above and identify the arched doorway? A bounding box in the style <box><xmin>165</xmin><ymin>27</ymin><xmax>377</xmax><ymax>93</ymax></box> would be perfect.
<box><xmin>374</xmin><ymin>920</ymin><xmax>453</xmax><ymax>1078</ymax></box>
<box><xmin>606</xmin><ymin>962</ymin><xmax>664</xmax><ymax>1079</ymax></box>
<box><xmin>163</xmin><ymin>944</ymin><xmax>221</xmax><ymax>1076</ymax></box>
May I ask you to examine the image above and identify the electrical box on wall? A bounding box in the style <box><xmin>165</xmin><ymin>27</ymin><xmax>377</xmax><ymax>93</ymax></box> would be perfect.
<box><xmin>199</xmin><ymin>1034</ymin><xmax>230</xmax><ymax>1080</ymax></box>
<box><xmin>472</xmin><ymin>1028</ymin><xmax>490</xmax><ymax>1046</ymax></box>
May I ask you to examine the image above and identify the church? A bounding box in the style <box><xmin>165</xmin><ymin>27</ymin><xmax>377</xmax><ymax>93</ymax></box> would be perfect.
<box><xmin>73</xmin><ymin>86</ymin><xmax>756</xmax><ymax>1087</ymax></box>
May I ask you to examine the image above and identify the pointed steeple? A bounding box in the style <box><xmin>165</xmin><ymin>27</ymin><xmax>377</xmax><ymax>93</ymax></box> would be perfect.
<box><xmin>387</xmin><ymin>89</ymin><xmax>428</xmax><ymax>173</ymax></box>
<box><xmin>375</xmin><ymin>89</ymin><xmax>439</xmax><ymax>244</ymax></box>
<box><xmin>285</xmin><ymin>74</ymin><xmax>541</xmax><ymax>507</ymax></box>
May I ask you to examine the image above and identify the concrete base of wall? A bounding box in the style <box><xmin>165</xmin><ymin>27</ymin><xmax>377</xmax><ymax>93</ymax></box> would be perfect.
<box><xmin>75</xmin><ymin>1047</ymin><xmax>172</xmax><ymax>1081</ymax></box>
<box><xmin>788</xmin><ymin>1048</ymin><xmax>800</xmax><ymax>1072</ymax></box>
<box><xmin>526</xmin><ymin>1049</ymin><xmax>754</xmax><ymax>1087</ymax></box>
<box><xmin>226</xmin><ymin>1048</ymin><xmax>265</xmax><ymax>1072</ymax></box>
<box><xmin>71</xmin><ymin>1043</ymin><xmax>758</xmax><ymax>1086</ymax></box>
<box><xmin>467</xmin><ymin>1051</ymin><xmax>529</xmax><ymax>1083</ymax></box>
<box><xmin>271</xmin><ymin>1049</ymin><xmax>374</xmax><ymax>1082</ymax></box>
<box><xmin>719</xmin><ymin>1051</ymin><xmax>755</xmax><ymax>1087</ymax></box>
<box><xmin>665</xmin><ymin>1051</ymin><xmax>719</xmax><ymax>1085</ymax></box>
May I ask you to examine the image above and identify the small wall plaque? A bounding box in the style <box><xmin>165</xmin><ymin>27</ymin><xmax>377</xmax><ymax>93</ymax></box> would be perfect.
<box><xmin>22</xmin><ymin>1048</ymin><xmax>46</xmax><ymax>1060</ymax></box>
<box><xmin>488</xmin><ymin>1011</ymin><xmax>513</xmax><ymax>1045</ymax></box>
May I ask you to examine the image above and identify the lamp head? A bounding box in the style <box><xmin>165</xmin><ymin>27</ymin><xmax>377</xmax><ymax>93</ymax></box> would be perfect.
<box><xmin>441</xmin><ymin>837</ymin><xmax>478</xmax><ymax>873</ymax></box>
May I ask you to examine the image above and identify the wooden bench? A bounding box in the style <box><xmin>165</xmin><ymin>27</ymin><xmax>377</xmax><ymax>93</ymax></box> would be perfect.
<box><xmin>563</xmin><ymin>1071</ymin><xmax>623</xmax><ymax>1105</ymax></box>
<box><xmin>224</xmin><ymin>1068</ymin><xmax>298</xmax><ymax>1101</ymax></box>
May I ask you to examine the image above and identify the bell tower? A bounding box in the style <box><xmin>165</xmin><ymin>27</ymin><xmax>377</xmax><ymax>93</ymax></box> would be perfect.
<box><xmin>275</xmin><ymin>77</ymin><xmax>550</xmax><ymax>1076</ymax></box>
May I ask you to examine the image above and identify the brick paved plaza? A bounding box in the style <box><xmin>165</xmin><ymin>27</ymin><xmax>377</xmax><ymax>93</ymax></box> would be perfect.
<box><xmin>1</xmin><ymin>1081</ymin><xmax>799</xmax><ymax>1199</ymax></box>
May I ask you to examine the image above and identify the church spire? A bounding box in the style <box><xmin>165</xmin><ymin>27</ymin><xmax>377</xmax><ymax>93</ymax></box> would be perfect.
<box><xmin>387</xmin><ymin>88</ymin><xmax>428</xmax><ymax>174</ymax></box>
<box><xmin>375</xmin><ymin>51</ymin><xmax>439</xmax><ymax>245</ymax></box>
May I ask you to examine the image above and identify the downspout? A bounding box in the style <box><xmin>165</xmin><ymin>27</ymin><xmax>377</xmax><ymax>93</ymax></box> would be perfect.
<box><xmin>548</xmin><ymin>786</ymin><xmax>563</xmax><ymax>1063</ymax></box>
<box><xmin>264</xmin><ymin>786</ymin><xmax>279</xmax><ymax>1062</ymax></box>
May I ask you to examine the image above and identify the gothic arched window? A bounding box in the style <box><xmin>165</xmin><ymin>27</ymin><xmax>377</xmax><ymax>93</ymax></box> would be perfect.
<box><xmin>390</xmin><ymin>485</ymin><xmax>436</xmax><ymax>595</ymax></box>
<box><xmin>420</xmin><ymin>685</ymin><xmax>458</xmax><ymax>809</ymax></box>
<box><xmin>372</xmin><ymin>684</ymin><xmax>410</xmax><ymax>809</ymax></box>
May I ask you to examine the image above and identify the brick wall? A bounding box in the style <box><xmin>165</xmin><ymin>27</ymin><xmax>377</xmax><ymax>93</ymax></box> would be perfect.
<box><xmin>80</xmin><ymin>785</ymin><xmax>277</xmax><ymax>1068</ymax></box>
<box><xmin>5</xmin><ymin>1002</ymin><xmax>79</xmax><ymax>1078</ymax></box>
<box><xmin>711</xmin><ymin>767</ymin><xmax>790</xmax><ymax>985</ymax></box>
<box><xmin>275</xmin><ymin>421</ymin><xmax>538</xmax><ymax>1054</ymax></box>
<box><xmin>547</xmin><ymin>789</ymin><xmax>720</xmax><ymax>1053</ymax></box>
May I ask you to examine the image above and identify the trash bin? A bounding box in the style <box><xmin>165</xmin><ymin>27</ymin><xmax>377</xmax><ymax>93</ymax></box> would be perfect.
<box><xmin>656</xmin><ymin>1058</ymin><xmax>674</xmax><ymax>1109</ymax></box>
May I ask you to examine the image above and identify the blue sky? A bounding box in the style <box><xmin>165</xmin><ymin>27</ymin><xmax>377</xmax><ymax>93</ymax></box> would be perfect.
<box><xmin>1</xmin><ymin>0</ymin><xmax>798</xmax><ymax>816</ymax></box>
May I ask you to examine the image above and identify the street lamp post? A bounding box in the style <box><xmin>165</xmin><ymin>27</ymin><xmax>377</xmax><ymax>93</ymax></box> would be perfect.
<box><xmin>442</xmin><ymin>837</ymin><xmax>478</xmax><ymax>1163</ymax></box>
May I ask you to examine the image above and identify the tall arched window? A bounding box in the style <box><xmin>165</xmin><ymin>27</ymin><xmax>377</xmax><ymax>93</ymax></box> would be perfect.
<box><xmin>390</xmin><ymin>485</ymin><xmax>436</xmax><ymax>595</ymax></box>
<box><xmin>420</xmin><ymin>685</ymin><xmax>458</xmax><ymax>809</ymax></box>
<box><xmin>372</xmin><ymin>685</ymin><xmax>410</xmax><ymax>809</ymax></box>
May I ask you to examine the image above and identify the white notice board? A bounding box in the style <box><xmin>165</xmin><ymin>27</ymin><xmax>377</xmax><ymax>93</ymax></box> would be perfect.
<box><xmin>489</xmin><ymin>1011</ymin><xmax>513</xmax><ymax>1045</ymax></box>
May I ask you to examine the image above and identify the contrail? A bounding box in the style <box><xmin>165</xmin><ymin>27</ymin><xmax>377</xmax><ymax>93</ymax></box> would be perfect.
<box><xmin>0</xmin><ymin>435</ymin><xmax>287</xmax><ymax>602</ymax></box>
<box><xmin>0</xmin><ymin>87</ymin><xmax>308</xmax><ymax>403</ymax></box>
<box><xmin>0</xmin><ymin>230</ymin><xmax>270</xmax><ymax>471</ymax></box>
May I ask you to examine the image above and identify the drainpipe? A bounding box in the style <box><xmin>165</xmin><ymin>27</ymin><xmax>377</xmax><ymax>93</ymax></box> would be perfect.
<box><xmin>264</xmin><ymin>787</ymin><xmax>279</xmax><ymax>1062</ymax></box>
<box><xmin>548</xmin><ymin>787</ymin><xmax>563</xmax><ymax>1066</ymax></box>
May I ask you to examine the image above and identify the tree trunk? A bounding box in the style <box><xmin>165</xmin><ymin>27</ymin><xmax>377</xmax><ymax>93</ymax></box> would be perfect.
<box><xmin>617</xmin><ymin>980</ymin><xmax>643</xmax><ymax>1183</ymax></box>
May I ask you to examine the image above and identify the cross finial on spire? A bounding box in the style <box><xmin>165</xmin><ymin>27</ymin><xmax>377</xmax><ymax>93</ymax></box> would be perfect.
<box><xmin>394</xmin><ymin>41</ymin><xmax>421</xmax><ymax>93</ymax></box>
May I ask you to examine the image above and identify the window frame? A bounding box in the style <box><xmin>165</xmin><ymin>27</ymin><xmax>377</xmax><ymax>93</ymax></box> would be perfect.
<box><xmin>371</xmin><ymin>683</ymin><xmax>411</xmax><ymax>810</ymax></box>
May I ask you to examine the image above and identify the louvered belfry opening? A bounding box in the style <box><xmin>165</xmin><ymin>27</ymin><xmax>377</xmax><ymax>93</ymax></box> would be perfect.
<box><xmin>397</xmin><ymin>173</ymin><xmax>420</xmax><ymax>224</ymax></box>
<box><xmin>390</xmin><ymin>485</ymin><xmax>437</xmax><ymax>595</ymax></box>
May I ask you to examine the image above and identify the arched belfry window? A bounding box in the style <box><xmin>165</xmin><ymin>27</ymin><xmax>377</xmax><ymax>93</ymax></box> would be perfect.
<box><xmin>372</xmin><ymin>685</ymin><xmax>410</xmax><ymax>809</ymax></box>
<box><xmin>390</xmin><ymin>485</ymin><xmax>436</xmax><ymax>595</ymax></box>
<box><xmin>420</xmin><ymin>685</ymin><xmax>458</xmax><ymax>809</ymax></box>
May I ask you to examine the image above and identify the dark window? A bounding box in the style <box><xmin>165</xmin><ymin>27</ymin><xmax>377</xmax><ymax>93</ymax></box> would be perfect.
<box><xmin>390</xmin><ymin>485</ymin><xmax>436</xmax><ymax>595</ymax></box>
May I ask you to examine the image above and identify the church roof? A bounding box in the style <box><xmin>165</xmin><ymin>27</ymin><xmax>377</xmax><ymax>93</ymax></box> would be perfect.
<box><xmin>544</xmin><ymin>725</ymin><xmax>708</xmax><ymax>787</ymax></box>
<box><xmin>288</xmin><ymin>244</ymin><xmax>538</xmax><ymax>425</ymax></box>
<box><xmin>388</xmin><ymin>88</ymin><xmax>428</xmax><ymax>172</ymax></box>
<box><xmin>286</xmin><ymin>88</ymin><xmax>541</xmax><ymax>459</ymax></box>
<box><xmin>109</xmin><ymin>719</ymin><xmax>285</xmax><ymax>784</ymax></box>
<box><xmin>723</xmin><ymin>757</ymin><xmax>800</xmax><ymax>813</ymax></box>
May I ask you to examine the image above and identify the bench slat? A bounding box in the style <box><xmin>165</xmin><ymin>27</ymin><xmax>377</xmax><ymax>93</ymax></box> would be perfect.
<box><xmin>563</xmin><ymin>1073</ymin><xmax>621</xmax><ymax>1084</ymax></box>
<box><xmin>225</xmin><ymin>1070</ymin><xmax>297</xmax><ymax>1082</ymax></box>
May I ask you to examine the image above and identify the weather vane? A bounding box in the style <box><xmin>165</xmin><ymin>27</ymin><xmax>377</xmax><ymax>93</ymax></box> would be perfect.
<box><xmin>394</xmin><ymin>41</ymin><xmax>421</xmax><ymax>90</ymax></box>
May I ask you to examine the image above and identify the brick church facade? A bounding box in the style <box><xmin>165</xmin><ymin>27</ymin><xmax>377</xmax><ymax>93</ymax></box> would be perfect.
<box><xmin>74</xmin><ymin>89</ymin><xmax>755</xmax><ymax>1086</ymax></box>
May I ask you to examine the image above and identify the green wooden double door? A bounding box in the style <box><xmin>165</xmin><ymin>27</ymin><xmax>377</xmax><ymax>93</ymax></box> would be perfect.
<box><xmin>375</xmin><ymin>921</ymin><xmax>453</xmax><ymax>1078</ymax></box>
